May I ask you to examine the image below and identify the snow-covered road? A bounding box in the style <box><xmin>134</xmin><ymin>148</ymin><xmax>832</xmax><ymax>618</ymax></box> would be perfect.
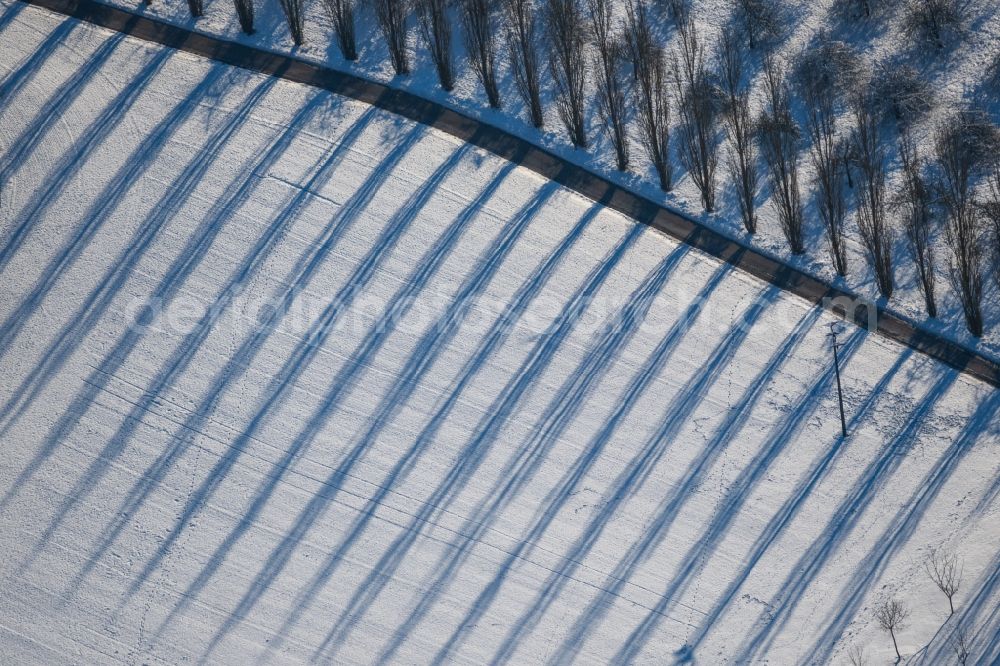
<box><xmin>0</xmin><ymin>4</ymin><xmax>998</xmax><ymax>664</ymax></box>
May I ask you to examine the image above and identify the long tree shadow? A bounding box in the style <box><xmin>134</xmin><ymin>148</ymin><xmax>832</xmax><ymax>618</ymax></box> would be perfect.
<box><xmin>431</xmin><ymin>255</ymin><xmax>745</xmax><ymax>665</ymax></box>
<box><xmin>12</xmin><ymin>71</ymin><xmax>290</xmax><ymax>570</ymax></box>
<box><xmin>731</xmin><ymin>363</ymin><xmax>957</xmax><ymax>664</ymax></box>
<box><xmin>804</xmin><ymin>388</ymin><xmax>1000</xmax><ymax>664</ymax></box>
<box><xmin>487</xmin><ymin>281</ymin><xmax>810</xmax><ymax>666</ymax></box>
<box><xmin>608</xmin><ymin>327</ymin><xmax>869</xmax><ymax>665</ymax></box>
<box><xmin>377</xmin><ymin>240</ymin><xmax>693</xmax><ymax>664</ymax></box>
<box><xmin>314</xmin><ymin>209</ymin><xmax>644</xmax><ymax>664</ymax></box>
<box><xmin>246</xmin><ymin>177</ymin><xmax>563</xmax><ymax>662</ymax></box>
<box><xmin>0</xmin><ymin>16</ymin><xmax>145</xmax><ymax>275</ymax></box>
<box><xmin>0</xmin><ymin>12</ymin><xmax>75</xmax><ymax>117</ymax></box>
<box><xmin>152</xmin><ymin>138</ymin><xmax>505</xmax><ymax>644</ymax></box>
<box><xmin>548</xmin><ymin>324</ymin><xmax>866</xmax><ymax>665</ymax></box>
<box><xmin>679</xmin><ymin>345</ymin><xmax>916</xmax><ymax>660</ymax></box>
<box><xmin>0</xmin><ymin>62</ymin><xmax>230</xmax><ymax>509</ymax></box>
<box><xmin>65</xmin><ymin>103</ymin><xmax>408</xmax><ymax>595</ymax></box>
<box><xmin>120</xmin><ymin>118</ymin><xmax>440</xmax><ymax>602</ymax></box>
<box><xmin>0</xmin><ymin>44</ymin><xmax>174</xmax><ymax>354</ymax></box>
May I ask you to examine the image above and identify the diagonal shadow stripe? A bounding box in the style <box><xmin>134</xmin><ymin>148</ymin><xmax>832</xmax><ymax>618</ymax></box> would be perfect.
<box><xmin>679</xmin><ymin>345</ymin><xmax>916</xmax><ymax>660</ymax></box>
<box><xmin>250</xmin><ymin>176</ymin><xmax>562</xmax><ymax>662</ymax></box>
<box><xmin>0</xmin><ymin>15</ymin><xmax>145</xmax><ymax>274</ymax></box>
<box><xmin>150</xmin><ymin>139</ymin><xmax>496</xmax><ymax>644</ymax></box>
<box><xmin>0</xmin><ymin>62</ymin><xmax>230</xmax><ymax>507</ymax></box>
<box><xmin>605</xmin><ymin>328</ymin><xmax>869</xmax><ymax>665</ymax></box>
<box><xmin>434</xmin><ymin>257</ymin><xmax>742</xmax><ymax>664</ymax></box>
<box><xmin>122</xmin><ymin>122</ymin><xmax>454</xmax><ymax>602</ymax></box>
<box><xmin>64</xmin><ymin>103</ymin><xmax>403</xmax><ymax>595</ymax></box>
<box><xmin>730</xmin><ymin>362</ymin><xmax>956</xmax><ymax>664</ymax></box>
<box><xmin>485</xmin><ymin>277</ymin><xmax>783</xmax><ymax>666</ymax></box>
<box><xmin>13</xmin><ymin>71</ymin><xmax>287</xmax><ymax>569</ymax></box>
<box><xmin>0</xmin><ymin>12</ymin><xmax>75</xmax><ymax>117</ymax></box>
<box><xmin>315</xmin><ymin>211</ymin><xmax>645</xmax><ymax>663</ymax></box>
<box><xmin>377</xmin><ymin>240</ymin><xmax>692</xmax><ymax>664</ymax></box>
<box><xmin>803</xmin><ymin>388</ymin><xmax>1000</xmax><ymax>664</ymax></box>
<box><xmin>0</xmin><ymin>46</ymin><xmax>174</xmax><ymax>354</ymax></box>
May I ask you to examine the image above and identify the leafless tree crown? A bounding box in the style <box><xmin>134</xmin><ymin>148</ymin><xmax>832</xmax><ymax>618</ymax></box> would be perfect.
<box><xmin>732</xmin><ymin>0</ymin><xmax>786</xmax><ymax>50</ymax></box>
<box><xmin>279</xmin><ymin>0</ymin><xmax>305</xmax><ymax>44</ymax></box>
<box><xmin>233</xmin><ymin>0</ymin><xmax>254</xmax><ymax>34</ymax></box>
<box><xmin>503</xmin><ymin>0</ymin><xmax>545</xmax><ymax>127</ymax></box>
<box><xmin>461</xmin><ymin>0</ymin><xmax>501</xmax><ymax>107</ymax></box>
<box><xmin>625</xmin><ymin>0</ymin><xmax>672</xmax><ymax>190</ymax></box>
<box><xmin>852</xmin><ymin>84</ymin><xmax>894</xmax><ymax>297</ymax></box>
<box><xmin>545</xmin><ymin>0</ymin><xmax>589</xmax><ymax>147</ymax></box>
<box><xmin>718</xmin><ymin>25</ymin><xmax>758</xmax><ymax>233</ymax></box>
<box><xmin>895</xmin><ymin>129</ymin><xmax>938</xmax><ymax>317</ymax></box>
<box><xmin>588</xmin><ymin>0</ymin><xmax>630</xmax><ymax>170</ymax></box>
<box><xmin>873</xmin><ymin>596</ymin><xmax>909</xmax><ymax>661</ymax></box>
<box><xmin>674</xmin><ymin>21</ymin><xmax>720</xmax><ymax>211</ymax></box>
<box><xmin>324</xmin><ymin>0</ymin><xmax>357</xmax><ymax>59</ymax></box>
<box><xmin>373</xmin><ymin>0</ymin><xmax>411</xmax><ymax>75</ymax></box>
<box><xmin>902</xmin><ymin>0</ymin><xmax>972</xmax><ymax>49</ymax></box>
<box><xmin>872</xmin><ymin>62</ymin><xmax>934</xmax><ymax>126</ymax></box>
<box><xmin>758</xmin><ymin>56</ymin><xmax>804</xmax><ymax>253</ymax></box>
<box><xmin>416</xmin><ymin>0</ymin><xmax>455</xmax><ymax>90</ymax></box>
<box><xmin>847</xmin><ymin>644</ymin><xmax>868</xmax><ymax>666</ymax></box>
<box><xmin>925</xmin><ymin>548</ymin><xmax>963</xmax><ymax>615</ymax></box>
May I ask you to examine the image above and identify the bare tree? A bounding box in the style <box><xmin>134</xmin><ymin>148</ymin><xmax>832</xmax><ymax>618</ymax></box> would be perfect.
<box><xmin>925</xmin><ymin>549</ymin><xmax>963</xmax><ymax>615</ymax></box>
<box><xmin>874</xmin><ymin>596</ymin><xmax>909</xmax><ymax>661</ymax></box>
<box><xmin>546</xmin><ymin>0</ymin><xmax>588</xmax><ymax>147</ymax></box>
<box><xmin>847</xmin><ymin>644</ymin><xmax>868</xmax><ymax>666</ymax></box>
<box><xmin>665</xmin><ymin>0</ymin><xmax>691</xmax><ymax>28</ymax></box>
<box><xmin>234</xmin><ymin>0</ymin><xmax>255</xmax><ymax>33</ymax></box>
<box><xmin>324</xmin><ymin>0</ymin><xmax>357</xmax><ymax>59</ymax></box>
<box><xmin>872</xmin><ymin>62</ymin><xmax>934</xmax><ymax>127</ymax></box>
<box><xmin>758</xmin><ymin>56</ymin><xmax>804</xmax><ymax>254</ymax></box>
<box><xmin>902</xmin><ymin>0</ymin><xmax>971</xmax><ymax>49</ymax></box>
<box><xmin>280</xmin><ymin>0</ymin><xmax>305</xmax><ymax>44</ymax></box>
<box><xmin>935</xmin><ymin>111</ymin><xmax>999</xmax><ymax>336</ymax></box>
<box><xmin>852</xmin><ymin>86</ymin><xmax>894</xmax><ymax>298</ymax></box>
<box><xmin>896</xmin><ymin>130</ymin><xmax>938</xmax><ymax>317</ymax></box>
<box><xmin>187</xmin><ymin>0</ymin><xmax>204</xmax><ymax>17</ymax></box>
<box><xmin>984</xmin><ymin>161</ymin><xmax>1000</xmax><ymax>290</ymax></box>
<box><xmin>718</xmin><ymin>26</ymin><xmax>759</xmax><ymax>233</ymax></box>
<box><xmin>374</xmin><ymin>0</ymin><xmax>411</xmax><ymax>75</ymax></box>
<box><xmin>797</xmin><ymin>37</ymin><xmax>862</xmax><ymax>275</ymax></box>
<box><xmin>732</xmin><ymin>0</ymin><xmax>786</xmax><ymax>51</ymax></box>
<box><xmin>625</xmin><ymin>0</ymin><xmax>671</xmax><ymax>190</ymax></box>
<box><xmin>503</xmin><ymin>0</ymin><xmax>545</xmax><ymax>127</ymax></box>
<box><xmin>461</xmin><ymin>0</ymin><xmax>501</xmax><ymax>107</ymax></box>
<box><xmin>674</xmin><ymin>21</ymin><xmax>720</xmax><ymax>211</ymax></box>
<box><xmin>952</xmin><ymin>627</ymin><xmax>971</xmax><ymax>665</ymax></box>
<box><xmin>416</xmin><ymin>0</ymin><xmax>454</xmax><ymax>90</ymax></box>
<box><xmin>588</xmin><ymin>0</ymin><xmax>629</xmax><ymax>170</ymax></box>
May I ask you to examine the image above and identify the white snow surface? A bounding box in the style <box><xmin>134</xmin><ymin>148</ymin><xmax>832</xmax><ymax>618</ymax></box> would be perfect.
<box><xmin>88</xmin><ymin>0</ymin><xmax>1000</xmax><ymax>361</ymax></box>
<box><xmin>0</xmin><ymin>4</ymin><xmax>999</xmax><ymax>665</ymax></box>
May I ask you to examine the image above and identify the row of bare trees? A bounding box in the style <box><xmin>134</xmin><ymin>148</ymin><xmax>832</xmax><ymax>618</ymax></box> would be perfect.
<box><xmin>180</xmin><ymin>0</ymin><xmax>1000</xmax><ymax>335</ymax></box>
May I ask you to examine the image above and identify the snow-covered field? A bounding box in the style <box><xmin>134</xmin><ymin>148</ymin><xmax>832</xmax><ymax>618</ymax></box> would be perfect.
<box><xmin>0</xmin><ymin>3</ymin><xmax>998</xmax><ymax>664</ymax></box>
<box><xmin>86</xmin><ymin>0</ymin><xmax>1000</xmax><ymax>363</ymax></box>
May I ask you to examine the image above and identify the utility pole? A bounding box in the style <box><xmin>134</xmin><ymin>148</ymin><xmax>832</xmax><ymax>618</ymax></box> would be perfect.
<box><xmin>828</xmin><ymin>322</ymin><xmax>848</xmax><ymax>438</ymax></box>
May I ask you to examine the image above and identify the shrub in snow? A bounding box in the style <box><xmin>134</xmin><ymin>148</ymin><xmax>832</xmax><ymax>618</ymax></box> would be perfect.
<box><xmin>416</xmin><ymin>0</ymin><xmax>454</xmax><ymax>91</ymax></box>
<box><xmin>872</xmin><ymin>62</ymin><xmax>934</xmax><ymax>126</ymax></box>
<box><xmin>952</xmin><ymin>627</ymin><xmax>972</xmax><ymax>665</ymax></box>
<box><xmin>757</xmin><ymin>56</ymin><xmax>804</xmax><ymax>254</ymax></box>
<box><xmin>731</xmin><ymin>0</ymin><xmax>787</xmax><ymax>51</ymax></box>
<box><xmin>373</xmin><ymin>0</ymin><xmax>411</xmax><ymax>75</ymax></box>
<box><xmin>503</xmin><ymin>0</ymin><xmax>545</xmax><ymax>127</ymax></box>
<box><xmin>324</xmin><ymin>0</ymin><xmax>357</xmax><ymax>59</ymax></box>
<box><xmin>934</xmin><ymin>110</ymin><xmax>1000</xmax><ymax>336</ymax></box>
<box><xmin>718</xmin><ymin>26</ymin><xmax>759</xmax><ymax>233</ymax></box>
<box><xmin>673</xmin><ymin>21</ymin><xmax>720</xmax><ymax>212</ymax></box>
<box><xmin>588</xmin><ymin>0</ymin><xmax>629</xmax><ymax>170</ymax></box>
<box><xmin>873</xmin><ymin>596</ymin><xmax>909</xmax><ymax>662</ymax></box>
<box><xmin>851</xmin><ymin>86</ymin><xmax>894</xmax><ymax>298</ymax></box>
<box><xmin>234</xmin><ymin>0</ymin><xmax>255</xmax><ymax>34</ymax></box>
<box><xmin>902</xmin><ymin>0</ymin><xmax>971</xmax><ymax>49</ymax></box>
<box><xmin>460</xmin><ymin>0</ymin><xmax>501</xmax><ymax>108</ymax></box>
<box><xmin>846</xmin><ymin>644</ymin><xmax>868</xmax><ymax>666</ymax></box>
<box><xmin>625</xmin><ymin>0</ymin><xmax>671</xmax><ymax>190</ymax></box>
<box><xmin>545</xmin><ymin>0</ymin><xmax>589</xmax><ymax>148</ymax></box>
<box><xmin>280</xmin><ymin>0</ymin><xmax>305</xmax><ymax>44</ymax></box>
<box><xmin>895</xmin><ymin>130</ymin><xmax>939</xmax><ymax>317</ymax></box>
